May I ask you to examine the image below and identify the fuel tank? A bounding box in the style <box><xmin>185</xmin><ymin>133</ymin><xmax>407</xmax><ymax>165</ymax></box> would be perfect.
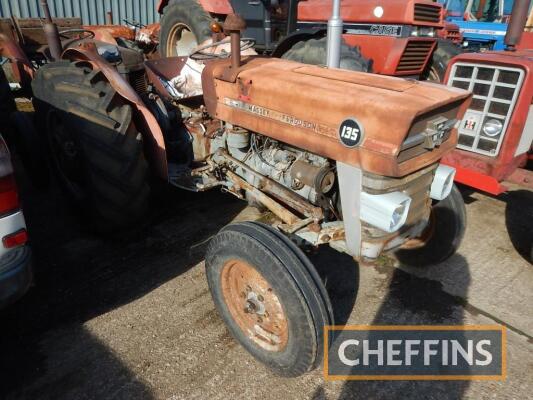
<box><xmin>202</xmin><ymin>57</ymin><xmax>471</xmax><ymax>177</ymax></box>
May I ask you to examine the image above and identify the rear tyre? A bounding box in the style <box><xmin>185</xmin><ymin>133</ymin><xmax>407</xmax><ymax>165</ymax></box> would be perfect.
<box><xmin>425</xmin><ymin>39</ymin><xmax>462</xmax><ymax>82</ymax></box>
<box><xmin>281</xmin><ymin>37</ymin><xmax>372</xmax><ymax>72</ymax></box>
<box><xmin>159</xmin><ymin>0</ymin><xmax>213</xmax><ymax>57</ymax></box>
<box><xmin>395</xmin><ymin>184</ymin><xmax>466</xmax><ymax>266</ymax></box>
<box><xmin>32</xmin><ymin>61</ymin><xmax>150</xmax><ymax>232</ymax></box>
<box><xmin>10</xmin><ymin>111</ymin><xmax>50</xmax><ymax>190</ymax></box>
<box><xmin>206</xmin><ymin>221</ymin><xmax>333</xmax><ymax>376</ymax></box>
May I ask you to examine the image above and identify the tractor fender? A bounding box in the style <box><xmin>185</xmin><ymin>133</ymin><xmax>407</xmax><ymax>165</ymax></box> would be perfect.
<box><xmin>158</xmin><ymin>0</ymin><xmax>233</xmax><ymax>15</ymax></box>
<box><xmin>271</xmin><ymin>28</ymin><xmax>327</xmax><ymax>58</ymax></box>
<box><xmin>62</xmin><ymin>43</ymin><xmax>169</xmax><ymax>180</ymax></box>
<box><xmin>0</xmin><ymin>33</ymin><xmax>34</xmax><ymax>90</ymax></box>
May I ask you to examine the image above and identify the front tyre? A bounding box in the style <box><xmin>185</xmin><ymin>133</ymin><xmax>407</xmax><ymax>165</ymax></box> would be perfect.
<box><xmin>425</xmin><ymin>39</ymin><xmax>462</xmax><ymax>82</ymax></box>
<box><xmin>396</xmin><ymin>184</ymin><xmax>466</xmax><ymax>266</ymax></box>
<box><xmin>281</xmin><ymin>37</ymin><xmax>372</xmax><ymax>72</ymax></box>
<box><xmin>206</xmin><ymin>222</ymin><xmax>333</xmax><ymax>376</ymax></box>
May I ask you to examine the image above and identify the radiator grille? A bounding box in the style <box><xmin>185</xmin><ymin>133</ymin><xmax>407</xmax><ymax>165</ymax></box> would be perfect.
<box><xmin>446</xmin><ymin>29</ymin><xmax>462</xmax><ymax>43</ymax></box>
<box><xmin>362</xmin><ymin>164</ymin><xmax>436</xmax><ymax>237</ymax></box>
<box><xmin>448</xmin><ymin>63</ymin><xmax>524</xmax><ymax>156</ymax></box>
<box><xmin>129</xmin><ymin>70</ymin><xmax>148</xmax><ymax>95</ymax></box>
<box><xmin>396</xmin><ymin>40</ymin><xmax>434</xmax><ymax>73</ymax></box>
<box><xmin>414</xmin><ymin>3</ymin><xmax>442</xmax><ymax>23</ymax></box>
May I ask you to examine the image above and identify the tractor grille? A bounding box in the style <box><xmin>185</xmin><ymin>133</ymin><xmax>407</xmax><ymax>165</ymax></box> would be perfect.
<box><xmin>448</xmin><ymin>63</ymin><xmax>525</xmax><ymax>156</ymax></box>
<box><xmin>414</xmin><ymin>3</ymin><xmax>442</xmax><ymax>23</ymax></box>
<box><xmin>129</xmin><ymin>70</ymin><xmax>148</xmax><ymax>95</ymax></box>
<box><xmin>445</xmin><ymin>29</ymin><xmax>462</xmax><ymax>44</ymax></box>
<box><xmin>362</xmin><ymin>164</ymin><xmax>436</xmax><ymax>237</ymax></box>
<box><xmin>396</xmin><ymin>40</ymin><xmax>434</xmax><ymax>73</ymax></box>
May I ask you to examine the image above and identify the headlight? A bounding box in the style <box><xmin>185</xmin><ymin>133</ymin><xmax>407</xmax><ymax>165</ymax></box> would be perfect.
<box><xmin>482</xmin><ymin>119</ymin><xmax>503</xmax><ymax>137</ymax></box>
<box><xmin>360</xmin><ymin>191</ymin><xmax>412</xmax><ymax>233</ymax></box>
<box><xmin>411</xmin><ymin>27</ymin><xmax>435</xmax><ymax>37</ymax></box>
<box><xmin>430</xmin><ymin>164</ymin><xmax>456</xmax><ymax>201</ymax></box>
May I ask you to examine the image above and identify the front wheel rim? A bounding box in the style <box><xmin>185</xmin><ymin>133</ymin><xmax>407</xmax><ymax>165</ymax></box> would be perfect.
<box><xmin>220</xmin><ymin>259</ymin><xmax>289</xmax><ymax>352</ymax></box>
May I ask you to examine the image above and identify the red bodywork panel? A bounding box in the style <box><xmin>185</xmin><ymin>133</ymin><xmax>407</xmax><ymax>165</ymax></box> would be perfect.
<box><xmin>517</xmin><ymin>32</ymin><xmax>533</xmax><ymax>50</ymax></box>
<box><xmin>299</xmin><ymin>0</ymin><xmax>443</xmax><ymax>27</ymax></box>
<box><xmin>438</xmin><ymin>22</ymin><xmax>463</xmax><ymax>44</ymax></box>
<box><xmin>343</xmin><ymin>35</ymin><xmax>436</xmax><ymax>76</ymax></box>
<box><xmin>158</xmin><ymin>0</ymin><xmax>232</xmax><ymax>14</ymax></box>
<box><xmin>442</xmin><ymin>50</ymin><xmax>533</xmax><ymax>194</ymax></box>
<box><xmin>300</xmin><ymin>0</ymin><xmax>443</xmax><ymax>76</ymax></box>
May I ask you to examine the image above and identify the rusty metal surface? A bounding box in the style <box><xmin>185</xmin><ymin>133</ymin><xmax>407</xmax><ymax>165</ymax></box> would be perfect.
<box><xmin>223</xmin><ymin>13</ymin><xmax>246</xmax><ymax>32</ymax></box>
<box><xmin>225</xmin><ymin>170</ymin><xmax>300</xmax><ymax>225</ymax></box>
<box><xmin>220</xmin><ymin>259</ymin><xmax>289</xmax><ymax>352</ymax></box>
<box><xmin>0</xmin><ymin>32</ymin><xmax>33</xmax><ymax>86</ymax></box>
<box><xmin>61</xmin><ymin>42</ymin><xmax>168</xmax><ymax>180</ymax></box>
<box><xmin>203</xmin><ymin>57</ymin><xmax>471</xmax><ymax>177</ymax></box>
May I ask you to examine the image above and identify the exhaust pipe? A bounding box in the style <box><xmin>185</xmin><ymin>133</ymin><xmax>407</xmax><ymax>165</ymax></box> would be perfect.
<box><xmin>326</xmin><ymin>0</ymin><xmax>343</xmax><ymax>68</ymax></box>
<box><xmin>504</xmin><ymin>0</ymin><xmax>530</xmax><ymax>51</ymax></box>
<box><xmin>223</xmin><ymin>14</ymin><xmax>246</xmax><ymax>70</ymax></box>
<box><xmin>40</xmin><ymin>0</ymin><xmax>63</xmax><ymax>60</ymax></box>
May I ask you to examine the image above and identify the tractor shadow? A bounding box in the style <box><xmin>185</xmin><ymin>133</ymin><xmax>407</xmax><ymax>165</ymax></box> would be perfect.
<box><xmin>461</xmin><ymin>186</ymin><xmax>532</xmax><ymax>264</ymax></box>
<box><xmin>503</xmin><ymin>189</ymin><xmax>533</xmax><ymax>264</ymax></box>
<box><xmin>307</xmin><ymin>245</ymin><xmax>359</xmax><ymax>327</ymax></box>
<box><xmin>331</xmin><ymin>253</ymin><xmax>472</xmax><ymax>400</ymax></box>
<box><xmin>0</xmin><ymin>165</ymin><xmax>246</xmax><ymax>399</ymax></box>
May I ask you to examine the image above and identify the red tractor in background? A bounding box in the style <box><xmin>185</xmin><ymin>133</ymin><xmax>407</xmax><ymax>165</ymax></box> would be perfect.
<box><xmin>157</xmin><ymin>0</ymin><xmax>461</xmax><ymax>81</ymax></box>
<box><xmin>442</xmin><ymin>0</ymin><xmax>532</xmax><ymax>196</ymax></box>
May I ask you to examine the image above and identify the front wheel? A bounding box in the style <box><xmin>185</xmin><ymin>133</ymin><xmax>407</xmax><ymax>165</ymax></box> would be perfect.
<box><xmin>206</xmin><ymin>222</ymin><xmax>333</xmax><ymax>376</ymax></box>
<box><xmin>281</xmin><ymin>37</ymin><xmax>372</xmax><ymax>72</ymax></box>
<box><xmin>395</xmin><ymin>184</ymin><xmax>466</xmax><ymax>266</ymax></box>
<box><xmin>425</xmin><ymin>39</ymin><xmax>462</xmax><ymax>82</ymax></box>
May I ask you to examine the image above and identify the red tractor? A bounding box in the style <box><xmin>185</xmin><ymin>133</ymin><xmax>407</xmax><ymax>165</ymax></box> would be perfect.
<box><xmin>1</xmin><ymin>0</ymin><xmax>472</xmax><ymax>376</ymax></box>
<box><xmin>157</xmin><ymin>0</ymin><xmax>461</xmax><ymax>81</ymax></box>
<box><xmin>442</xmin><ymin>0</ymin><xmax>532</xmax><ymax>196</ymax></box>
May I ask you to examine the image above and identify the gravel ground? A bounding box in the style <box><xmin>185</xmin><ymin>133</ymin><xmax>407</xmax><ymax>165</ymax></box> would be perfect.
<box><xmin>0</xmin><ymin>168</ymin><xmax>531</xmax><ymax>400</ymax></box>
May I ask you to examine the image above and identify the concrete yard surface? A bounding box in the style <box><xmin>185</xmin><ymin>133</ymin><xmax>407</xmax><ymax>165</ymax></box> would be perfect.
<box><xmin>0</xmin><ymin>175</ymin><xmax>531</xmax><ymax>400</ymax></box>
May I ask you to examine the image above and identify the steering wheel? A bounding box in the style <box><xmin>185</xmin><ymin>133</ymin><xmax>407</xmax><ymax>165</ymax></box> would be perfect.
<box><xmin>59</xmin><ymin>28</ymin><xmax>95</xmax><ymax>40</ymax></box>
<box><xmin>123</xmin><ymin>19</ymin><xmax>145</xmax><ymax>29</ymax></box>
<box><xmin>189</xmin><ymin>37</ymin><xmax>256</xmax><ymax>61</ymax></box>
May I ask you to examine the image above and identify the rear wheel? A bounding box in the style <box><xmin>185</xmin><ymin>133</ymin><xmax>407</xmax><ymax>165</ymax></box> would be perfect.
<box><xmin>425</xmin><ymin>39</ymin><xmax>462</xmax><ymax>82</ymax></box>
<box><xmin>396</xmin><ymin>184</ymin><xmax>466</xmax><ymax>266</ymax></box>
<box><xmin>10</xmin><ymin>111</ymin><xmax>50</xmax><ymax>190</ymax></box>
<box><xmin>32</xmin><ymin>61</ymin><xmax>150</xmax><ymax>232</ymax></box>
<box><xmin>206</xmin><ymin>221</ymin><xmax>333</xmax><ymax>376</ymax></box>
<box><xmin>159</xmin><ymin>0</ymin><xmax>213</xmax><ymax>57</ymax></box>
<box><xmin>281</xmin><ymin>37</ymin><xmax>372</xmax><ymax>72</ymax></box>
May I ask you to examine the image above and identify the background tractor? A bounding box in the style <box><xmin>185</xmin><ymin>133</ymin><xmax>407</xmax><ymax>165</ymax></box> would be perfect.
<box><xmin>439</xmin><ymin>0</ymin><xmax>533</xmax><ymax>51</ymax></box>
<box><xmin>2</xmin><ymin>0</ymin><xmax>472</xmax><ymax>376</ymax></box>
<box><xmin>441</xmin><ymin>0</ymin><xmax>533</xmax><ymax>197</ymax></box>
<box><xmin>157</xmin><ymin>0</ymin><xmax>462</xmax><ymax>82</ymax></box>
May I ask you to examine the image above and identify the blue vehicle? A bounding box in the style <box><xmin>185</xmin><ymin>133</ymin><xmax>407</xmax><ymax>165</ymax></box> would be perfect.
<box><xmin>438</xmin><ymin>0</ymin><xmax>523</xmax><ymax>51</ymax></box>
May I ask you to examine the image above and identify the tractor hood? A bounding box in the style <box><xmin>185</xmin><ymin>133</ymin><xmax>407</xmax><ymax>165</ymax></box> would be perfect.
<box><xmin>299</xmin><ymin>0</ymin><xmax>444</xmax><ymax>28</ymax></box>
<box><xmin>202</xmin><ymin>57</ymin><xmax>471</xmax><ymax>177</ymax></box>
